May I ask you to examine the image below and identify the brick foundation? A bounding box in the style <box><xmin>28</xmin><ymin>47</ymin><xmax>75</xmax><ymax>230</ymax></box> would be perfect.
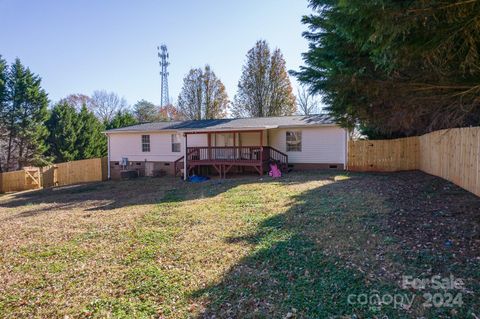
<box><xmin>110</xmin><ymin>161</ymin><xmax>176</xmax><ymax>180</ymax></box>
<box><xmin>109</xmin><ymin>161</ymin><xmax>344</xmax><ymax>179</ymax></box>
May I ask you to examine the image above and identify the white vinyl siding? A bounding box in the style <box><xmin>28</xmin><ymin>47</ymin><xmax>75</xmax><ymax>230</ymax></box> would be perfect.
<box><xmin>110</xmin><ymin>132</ymin><xmax>207</xmax><ymax>162</ymax></box>
<box><xmin>268</xmin><ymin>127</ymin><xmax>346</xmax><ymax>164</ymax></box>
<box><xmin>109</xmin><ymin>127</ymin><xmax>346</xmax><ymax>165</ymax></box>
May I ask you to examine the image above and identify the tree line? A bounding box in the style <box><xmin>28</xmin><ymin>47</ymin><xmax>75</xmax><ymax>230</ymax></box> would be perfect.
<box><xmin>0</xmin><ymin>40</ymin><xmax>322</xmax><ymax>171</ymax></box>
<box><xmin>0</xmin><ymin>58</ymin><xmax>121</xmax><ymax>171</ymax></box>
<box><xmin>0</xmin><ymin>57</ymin><xmax>174</xmax><ymax>171</ymax></box>
<box><xmin>293</xmin><ymin>0</ymin><xmax>480</xmax><ymax>139</ymax></box>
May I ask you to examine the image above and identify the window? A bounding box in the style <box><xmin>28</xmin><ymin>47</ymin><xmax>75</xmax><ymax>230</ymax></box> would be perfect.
<box><xmin>141</xmin><ymin>135</ymin><xmax>150</xmax><ymax>152</ymax></box>
<box><xmin>286</xmin><ymin>131</ymin><xmax>302</xmax><ymax>152</ymax></box>
<box><xmin>171</xmin><ymin>134</ymin><xmax>181</xmax><ymax>152</ymax></box>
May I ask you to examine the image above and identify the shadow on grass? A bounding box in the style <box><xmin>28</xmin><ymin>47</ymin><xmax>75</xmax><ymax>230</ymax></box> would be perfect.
<box><xmin>0</xmin><ymin>171</ymin><xmax>342</xmax><ymax>220</ymax></box>
<box><xmin>191</xmin><ymin>172</ymin><xmax>480</xmax><ymax>318</ymax></box>
<box><xmin>1</xmin><ymin>169</ymin><xmax>478</xmax><ymax>317</ymax></box>
<box><xmin>191</xmin><ymin>176</ymin><xmax>407</xmax><ymax>318</ymax></box>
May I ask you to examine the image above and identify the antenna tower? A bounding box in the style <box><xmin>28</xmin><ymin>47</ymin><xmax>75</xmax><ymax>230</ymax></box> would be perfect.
<box><xmin>157</xmin><ymin>45</ymin><xmax>170</xmax><ymax>106</ymax></box>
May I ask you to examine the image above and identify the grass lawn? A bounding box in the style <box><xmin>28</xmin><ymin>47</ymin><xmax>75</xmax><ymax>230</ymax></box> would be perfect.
<box><xmin>0</xmin><ymin>171</ymin><xmax>478</xmax><ymax>318</ymax></box>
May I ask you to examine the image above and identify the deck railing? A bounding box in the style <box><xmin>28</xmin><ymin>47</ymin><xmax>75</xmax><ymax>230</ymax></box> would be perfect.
<box><xmin>186</xmin><ymin>146</ymin><xmax>263</xmax><ymax>163</ymax></box>
<box><xmin>266</xmin><ymin>147</ymin><xmax>288</xmax><ymax>168</ymax></box>
<box><xmin>174</xmin><ymin>146</ymin><xmax>289</xmax><ymax>177</ymax></box>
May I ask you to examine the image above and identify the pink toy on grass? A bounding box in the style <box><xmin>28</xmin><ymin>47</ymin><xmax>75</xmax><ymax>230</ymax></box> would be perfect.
<box><xmin>269</xmin><ymin>163</ymin><xmax>282</xmax><ymax>178</ymax></box>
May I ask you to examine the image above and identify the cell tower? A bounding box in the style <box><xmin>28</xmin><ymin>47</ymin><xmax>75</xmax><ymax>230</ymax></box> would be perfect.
<box><xmin>157</xmin><ymin>45</ymin><xmax>170</xmax><ymax>106</ymax></box>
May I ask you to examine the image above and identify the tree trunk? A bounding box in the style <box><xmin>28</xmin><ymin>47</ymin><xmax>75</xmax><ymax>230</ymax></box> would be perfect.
<box><xmin>5</xmin><ymin>117</ymin><xmax>15</xmax><ymax>172</ymax></box>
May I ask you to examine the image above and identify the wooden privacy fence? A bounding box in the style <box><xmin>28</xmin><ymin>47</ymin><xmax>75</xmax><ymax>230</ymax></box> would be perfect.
<box><xmin>348</xmin><ymin>136</ymin><xmax>419</xmax><ymax>172</ymax></box>
<box><xmin>0</xmin><ymin>167</ymin><xmax>41</xmax><ymax>193</ymax></box>
<box><xmin>348</xmin><ymin>127</ymin><xmax>480</xmax><ymax>196</ymax></box>
<box><xmin>0</xmin><ymin>157</ymin><xmax>108</xmax><ymax>193</ymax></box>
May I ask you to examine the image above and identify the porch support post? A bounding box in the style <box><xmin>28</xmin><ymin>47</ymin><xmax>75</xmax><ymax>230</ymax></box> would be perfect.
<box><xmin>183</xmin><ymin>133</ymin><xmax>188</xmax><ymax>181</ymax></box>
<box><xmin>207</xmin><ymin>133</ymin><xmax>211</xmax><ymax>160</ymax></box>
<box><xmin>233</xmin><ymin>132</ymin><xmax>236</xmax><ymax>160</ymax></box>
<box><xmin>259</xmin><ymin>130</ymin><xmax>263</xmax><ymax>175</ymax></box>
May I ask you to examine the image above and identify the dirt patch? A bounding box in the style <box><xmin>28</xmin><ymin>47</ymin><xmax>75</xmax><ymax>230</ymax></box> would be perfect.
<box><xmin>372</xmin><ymin>171</ymin><xmax>480</xmax><ymax>271</ymax></box>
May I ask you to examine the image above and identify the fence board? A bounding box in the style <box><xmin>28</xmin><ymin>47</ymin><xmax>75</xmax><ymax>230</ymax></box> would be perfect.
<box><xmin>349</xmin><ymin>127</ymin><xmax>480</xmax><ymax>197</ymax></box>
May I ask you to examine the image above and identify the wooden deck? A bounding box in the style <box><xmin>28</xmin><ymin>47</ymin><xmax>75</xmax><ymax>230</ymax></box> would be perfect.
<box><xmin>174</xmin><ymin>146</ymin><xmax>288</xmax><ymax>178</ymax></box>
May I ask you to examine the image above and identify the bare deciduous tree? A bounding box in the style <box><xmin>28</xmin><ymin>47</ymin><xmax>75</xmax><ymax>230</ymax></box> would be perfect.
<box><xmin>90</xmin><ymin>90</ymin><xmax>128</xmax><ymax>123</ymax></box>
<box><xmin>296</xmin><ymin>86</ymin><xmax>321</xmax><ymax>115</ymax></box>
<box><xmin>59</xmin><ymin>93</ymin><xmax>93</xmax><ymax>111</ymax></box>
<box><xmin>159</xmin><ymin>104</ymin><xmax>183</xmax><ymax>121</ymax></box>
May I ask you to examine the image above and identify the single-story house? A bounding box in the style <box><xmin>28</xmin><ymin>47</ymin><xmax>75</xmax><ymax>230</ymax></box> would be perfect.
<box><xmin>104</xmin><ymin>115</ymin><xmax>348</xmax><ymax>180</ymax></box>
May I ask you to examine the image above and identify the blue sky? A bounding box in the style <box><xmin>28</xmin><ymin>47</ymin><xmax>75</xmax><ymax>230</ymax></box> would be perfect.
<box><xmin>0</xmin><ymin>0</ymin><xmax>312</xmax><ymax>107</ymax></box>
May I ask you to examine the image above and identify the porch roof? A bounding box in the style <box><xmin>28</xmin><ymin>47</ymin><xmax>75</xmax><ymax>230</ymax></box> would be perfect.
<box><xmin>105</xmin><ymin>114</ymin><xmax>335</xmax><ymax>134</ymax></box>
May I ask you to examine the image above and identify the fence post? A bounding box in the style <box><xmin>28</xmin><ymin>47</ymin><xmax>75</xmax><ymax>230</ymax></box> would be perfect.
<box><xmin>53</xmin><ymin>166</ymin><xmax>58</xmax><ymax>187</ymax></box>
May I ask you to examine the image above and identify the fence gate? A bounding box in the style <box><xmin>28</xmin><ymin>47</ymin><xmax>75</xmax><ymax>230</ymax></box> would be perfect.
<box><xmin>24</xmin><ymin>167</ymin><xmax>42</xmax><ymax>189</ymax></box>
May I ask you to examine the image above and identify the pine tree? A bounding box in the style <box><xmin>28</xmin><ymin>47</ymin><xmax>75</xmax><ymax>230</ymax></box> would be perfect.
<box><xmin>0</xmin><ymin>56</ymin><xmax>8</xmax><ymax>172</ymax></box>
<box><xmin>76</xmin><ymin>105</ymin><xmax>106</xmax><ymax>159</ymax></box>
<box><xmin>178</xmin><ymin>65</ymin><xmax>229</xmax><ymax>120</ymax></box>
<box><xmin>294</xmin><ymin>0</ymin><xmax>480</xmax><ymax>137</ymax></box>
<box><xmin>106</xmin><ymin>110</ymin><xmax>138</xmax><ymax>130</ymax></box>
<box><xmin>233</xmin><ymin>40</ymin><xmax>296</xmax><ymax>117</ymax></box>
<box><xmin>2</xmin><ymin>59</ymin><xmax>49</xmax><ymax>170</ymax></box>
<box><xmin>46</xmin><ymin>102</ymin><xmax>79</xmax><ymax>162</ymax></box>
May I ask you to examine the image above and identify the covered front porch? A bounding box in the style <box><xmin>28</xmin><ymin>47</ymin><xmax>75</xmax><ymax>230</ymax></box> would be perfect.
<box><xmin>174</xmin><ymin>130</ymin><xmax>288</xmax><ymax>179</ymax></box>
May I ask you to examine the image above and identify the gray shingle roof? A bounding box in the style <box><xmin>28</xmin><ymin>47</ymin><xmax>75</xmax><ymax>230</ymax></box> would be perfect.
<box><xmin>105</xmin><ymin>115</ymin><xmax>335</xmax><ymax>133</ymax></box>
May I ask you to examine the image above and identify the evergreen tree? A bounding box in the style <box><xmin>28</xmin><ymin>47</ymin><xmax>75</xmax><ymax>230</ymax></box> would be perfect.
<box><xmin>0</xmin><ymin>56</ymin><xmax>8</xmax><ymax>172</ymax></box>
<box><xmin>294</xmin><ymin>0</ymin><xmax>480</xmax><ymax>137</ymax></box>
<box><xmin>46</xmin><ymin>102</ymin><xmax>79</xmax><ymax>162</ymax></box>
<box><xmin>76</xmin><ymin>105</ymin><xmax>106</xmax><ymax>159</ymax></box>
<box><xmin>233</xmin><ymin>40</ymin><xmax>296</xmax><ymax>117</ymax></box>
<box><xmin>106</xmin><ymin>110</ymin><xmax>138</xmax><ymax>130</ymax></box>
<box><xmin>178</xmin><ymin>65</ymin><xmax>229</xmax><ymax>120</ymax></box>
<box><xmin>1</xmin><ymin>58</ymin><xmax>49</xmax><ymax>170</ymax></box>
